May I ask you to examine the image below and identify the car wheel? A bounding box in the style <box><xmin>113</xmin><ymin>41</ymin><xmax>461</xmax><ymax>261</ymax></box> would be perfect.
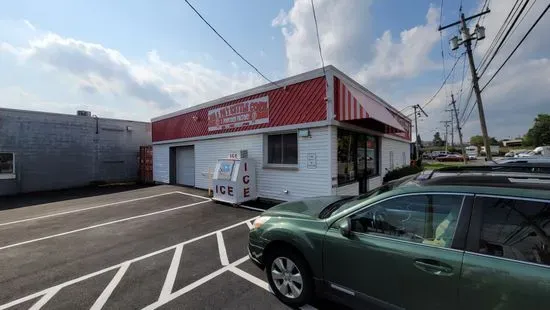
<box><xmin>265</xmin><ymin>248</ymin><xmax>314</xmax><ymax>307</ymax></box>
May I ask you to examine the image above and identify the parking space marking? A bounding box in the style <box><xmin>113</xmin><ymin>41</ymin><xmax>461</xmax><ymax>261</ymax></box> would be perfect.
<box><xmin>143</xmin><ymin>256</ymin><xmax>250</xmax><ymax>310</ymax></box>
<box><xmin>29</xmin><ymin>287</ymin><xmax>60</xmax><ymax>310</ymax></box>
<box><xmin>0</xmin><ymin>200</ymin><xmax>211</xmax><ymax>251</ymax></box>
<box><xmin>159</xmin><ymin>244</ymin><xmax>183</xmax><ymax>300</ymax></box>
<box><xmin>229</xmin><ymin>267</ymin><xmax>271</xmax><ymax>291</ymax></box>
<box><xmin>230</xmin><ymin>267</ymin><xmax>319</xmax><ymax>310</ymax></box>
<box><xmin>216</xmin><ymin>232</ymin><xmax>229</xmax><ymax>266</ymax></box>
<box><xmin>0</xmin><ymin>191</ymin><xmax>198</xmax><ymax>227</ymax></box>
<box><xmin>245</xmin><ymin>221</ymin><xmax>253</xmax><ymax>229</ymax></box>
<box><xmin>0</xmin><ymin>217</ymin><xmax>256</xmax><ymax>310</ymax></box>
<box><xmin>239</xmin><ymin>204</ymin><xmax>267</xmax><ymax>212</ymax></box>
<box><xmin>90</xmin><ymin>262</ymin><xmax>130</xmax><ymax>310</ymax></box>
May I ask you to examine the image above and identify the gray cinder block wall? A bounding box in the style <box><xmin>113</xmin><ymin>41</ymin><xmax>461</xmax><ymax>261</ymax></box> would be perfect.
<box><xmin>0</xmin><ymin>108</ymin><xmax>152</xmax><ymax>196</ymax></box>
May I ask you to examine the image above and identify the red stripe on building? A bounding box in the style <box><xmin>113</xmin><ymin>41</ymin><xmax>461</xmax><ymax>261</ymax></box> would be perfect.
<box><xmin>152</xmin><ymin>77</ymin><xmax>326</xmax><ymax>142</ymax></box>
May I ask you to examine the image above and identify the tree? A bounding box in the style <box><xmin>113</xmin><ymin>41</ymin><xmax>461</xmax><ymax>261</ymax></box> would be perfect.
<box><xmin>433</xmin><ymin>132</ymin><xmax>444</xmax><ymax>147</ymax></box>
<box><xmin>489</xmin><ymin>137</ymin><xmax>499</xmax><ymax>145</ymax></box>
<box><xmin>524</xmin><ymin>114</ymin><xmax>550</xmax><ymax>146</ymax></box>
<box><xmin>470</xmin><ymin>135</ymin><xmax>484</xmax><ymax>146</ymax></box>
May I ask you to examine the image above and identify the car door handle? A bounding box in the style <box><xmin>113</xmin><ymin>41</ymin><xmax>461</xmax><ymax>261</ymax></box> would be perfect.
<box><xmin>413</xmin><ymin>259</ymin><xmax>454</xmax><ymax>276</ymax></box>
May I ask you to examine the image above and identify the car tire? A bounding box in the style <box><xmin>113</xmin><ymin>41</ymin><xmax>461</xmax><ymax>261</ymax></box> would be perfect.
<box><xmin>265</xmin><ymin>247</ymin><xmax>314</xmax><ymax>307</ymax></box>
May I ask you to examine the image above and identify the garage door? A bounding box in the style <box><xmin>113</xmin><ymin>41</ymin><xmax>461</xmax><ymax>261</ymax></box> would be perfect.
<box><xmin>176</xmin><ymin>146</ymin><xmax>195</xmax><ymax>186</ymax></box>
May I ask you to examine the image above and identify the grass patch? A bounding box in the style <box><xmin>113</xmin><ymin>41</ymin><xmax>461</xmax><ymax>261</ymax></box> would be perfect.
<box><xmin>422</xmin><ymin>162</ymin><xmax>466</xmax><ymax>170</ymax></box>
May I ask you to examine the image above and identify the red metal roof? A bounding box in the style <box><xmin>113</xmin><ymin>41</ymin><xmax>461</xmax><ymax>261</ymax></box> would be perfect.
<box><xmin>152</xmin><ymin>77</ymin><xmax>326</xmax><ymax>142</ymax></box>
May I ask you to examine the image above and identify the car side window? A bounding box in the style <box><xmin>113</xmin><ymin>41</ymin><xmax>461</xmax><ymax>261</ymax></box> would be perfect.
<box><xmin>349</xmin><ymin>194</ymin><xmax>465</xmax><ymax>248</ymax></box>
<box><xmin>474</xmin><ymin>197</ymin><xmax>550</xmax><ymax>266</ymax></box>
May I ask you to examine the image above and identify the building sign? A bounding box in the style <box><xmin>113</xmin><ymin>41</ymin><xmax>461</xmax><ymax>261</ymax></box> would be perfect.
<box><xmin>207</xmin><ymin>96</ymin><xmax>269</xmax><ymax>131</ymax></box>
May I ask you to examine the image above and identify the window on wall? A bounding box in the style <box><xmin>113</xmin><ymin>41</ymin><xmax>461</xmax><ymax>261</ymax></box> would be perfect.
<box><xmin>338</xmin><ymin>129</ymin><xmax>379</xmax><ymax>185</ymax></box>
<box><xmin>402</xmin><ymin>152</ymin><xmax>406</xmax><ymax>166</ymax></box>
<box><xmin>267</xmin><ymin>133</ymin><xmax>298</xmax><ymax>165</ymax></box>
<box><xmin>389</xmin><ymin>151</ymin><xmax>394</xmax><ymax>169</ymax></box>
<box><xmin>0</xmin><ymin>153</ymin><xmax>15</xmax><ymax>175</ymax></box>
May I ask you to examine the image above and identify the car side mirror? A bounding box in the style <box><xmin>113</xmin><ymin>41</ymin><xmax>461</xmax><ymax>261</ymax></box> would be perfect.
<box><xmin>339</xmin><ymin>218</ymin><xmax>352</xmax><ymax>238</ymax></box>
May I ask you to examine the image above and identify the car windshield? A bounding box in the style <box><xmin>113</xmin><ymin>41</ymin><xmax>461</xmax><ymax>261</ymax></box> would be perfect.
<box><xmin>319</xmin><ymin>174</ymin><xmax>417</xmax><ymax>219</ymax></box>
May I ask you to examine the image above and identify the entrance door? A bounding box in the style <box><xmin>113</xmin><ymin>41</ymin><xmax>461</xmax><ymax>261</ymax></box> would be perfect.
<box><xmin>176</xmin><ymin>146</ymin><xmax>195</xmax><ymax>186</ymax></box>
<box><xmin>357</xmin><ymin>134</ymin><xmax>368</xmax><ymax>194</ymax></box>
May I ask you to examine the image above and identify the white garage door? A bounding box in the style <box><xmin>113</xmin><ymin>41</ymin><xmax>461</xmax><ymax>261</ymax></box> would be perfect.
<box><xmin>176</xmin><ymin>146</ymin><xmax>195</xmax><ymax>186</ymax></box>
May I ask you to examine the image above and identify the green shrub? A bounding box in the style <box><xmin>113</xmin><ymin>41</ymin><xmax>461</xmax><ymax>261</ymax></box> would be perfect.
<box><xmin>383</xmin><ymin>165</ymin><xmax>423</xmax><ymax>183</ymax></box>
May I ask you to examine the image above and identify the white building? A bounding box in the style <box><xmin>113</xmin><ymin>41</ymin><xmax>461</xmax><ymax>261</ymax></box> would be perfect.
<box><xmin>151</xmin><ymin>66</ymin><xmax>411</xmax><ymax>201</ymax></box>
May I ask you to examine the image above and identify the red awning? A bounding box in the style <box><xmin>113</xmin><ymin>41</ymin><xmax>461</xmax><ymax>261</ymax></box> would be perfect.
<box><xmin>336</xmin><ymin>80</ymin><xmax>405</xmax><ymax>132</ymax></box>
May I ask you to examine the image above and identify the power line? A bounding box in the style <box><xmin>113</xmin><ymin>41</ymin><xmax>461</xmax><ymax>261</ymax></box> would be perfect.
<box><xmin>183</xmin><ymin>0</ymin><xmax>281</xmax><ymax>87</ymax></box>
<box><xmin>421</xmin><ymin>53</ymin><xmax>464</xmax><ymax>110</ymax></box>
<box><xmin>481</xmin><ymin>3</ymin><xmax>550</xmax><ymax>91</ymax></box>
<box><xmin>310</xmin><ymin>0</ymin><xmax>326</xmax><ymax>78</ymax></box>
<box><xmin>456</xmin><ymin>55</ymin><xmax>467</xmax><ymax>112</ymax></box>
<box><xmin>478</xmin><ymin>0</ymin><xmax>530</xmax><ymax>78</ymax></box>
<box><xmin>478</xmin><ymin>0</ymin><xmax>521</xmax><ymax>70</ymax></box>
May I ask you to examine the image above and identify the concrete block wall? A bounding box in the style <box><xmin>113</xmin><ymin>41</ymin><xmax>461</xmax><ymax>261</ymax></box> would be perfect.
<box><xmin>0</xmin><ymin>108</ymin><xmax>152</xmax><ymax>195</ymax></box>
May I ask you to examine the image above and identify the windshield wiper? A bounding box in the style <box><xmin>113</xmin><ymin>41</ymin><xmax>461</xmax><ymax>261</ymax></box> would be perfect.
<box><xmin>319</xmin><ymin>196</ymin><xmax>356</xmax><ymax>219</ymax></box>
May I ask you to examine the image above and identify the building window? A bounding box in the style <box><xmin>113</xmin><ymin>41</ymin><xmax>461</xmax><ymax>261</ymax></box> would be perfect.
<box><xmin>0</xmin><ymin>153</ymin><xmax>15</xmax><ymax>176</ymax></box>
<box><xmin>402</xmin><ymin>152</ymin><xmax>406</xmax><ymax>166</ymax></box>
<box><xmin>338</xmin><ymin>129</ymin><xmax>379</xmax><ymax>186</ymax></box>
<box><xmin>389</xmin><ymin>151</ymin><xmax>394</xmax><ymax>169</ymax></box>
<box><xmin>267</xmin><ymin>133</ymin><xmax>298</xmax><ymax>165</ymax></box>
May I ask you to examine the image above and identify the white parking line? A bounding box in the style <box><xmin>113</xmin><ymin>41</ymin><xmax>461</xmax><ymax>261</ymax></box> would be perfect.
<box><xmin>90</xmin><ymin>262</ymin><xmax>130</xmax><ymax>310</ymax></box>
<box><xmin>29</xmin><ymin>287</ymin><xmax>60</xmax><ymax>310</ymax></box>
<box><xmin>230</xmin><ymin>267</ymin><xmax>318</xmax><ymax>310</ymax></box>
<box><xmin>216</xmin><ymin>232</ymin><xmax>229</xmax><ymax>266</ymax></box>
<box><xmin>229</xmin><ymin>267</ymin><xmax>271</xmax><ymax>291</ymax></box>
<box><xmin>0</xmin><ymin>191</ymin><xmax>208</xmax><ymax>227</ymax></box>
<box><xmin>0</xmin><ymin>200</ymin><xmax>211</xmax><ymax>251</ymax></box>
<box><xmin>143</xmin><ymin>256</ymin><xmax>250</xmax><ymax>310</ymax></box>
<box><xmin>0</xmin><ymin>218</ymin><xmax>256</xmax><ymax>310</ymax></box>
<box><xmin>245</xmin><ymin>221</ymin><xmax>253</xmax><ymax>229</ymax></box>
<box><xmin>159</xmin><ymin>244</ymin><xmax>183</xmax><ymax>299</ymax></box>
<box><xmin>239</xmin><ymin>204</ymin><xmax>267</xmax><ymax>212</ymax></box>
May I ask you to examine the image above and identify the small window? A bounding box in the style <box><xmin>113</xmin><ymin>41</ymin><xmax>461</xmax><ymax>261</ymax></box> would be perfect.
<box><xmin>474</xmin><ymin>197</ymin><xmax>550</xmax><ymax>266</ymax></box>
<box><xmin>402</xmin><ymin>152</ymin><xmax>406</xmax><ymax>166</ymax></box>
<box><xmin>267</xmin><ymin>133</ymin><xmax>298</xmax><ymax>165</ymax></box>
<box><xmin>389</xmin><ymin>151</ymin><xmax>394</xmax><ymax>170</ymax></box>
<box><xmin>349</xmin><ymin>194</ymin><xmax>464</xmax><ymax>248</ymax></box>
<box><xmin>0</xmin><ymin>153</ymin><xmax>15</xmax><ymax>175</ymax></box>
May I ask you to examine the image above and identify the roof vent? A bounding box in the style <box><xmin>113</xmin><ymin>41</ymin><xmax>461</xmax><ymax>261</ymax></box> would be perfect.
<box><xmin>77</xmin><ymin>110</ymin><xmax>92</xmax><ymax>117</ymax></box>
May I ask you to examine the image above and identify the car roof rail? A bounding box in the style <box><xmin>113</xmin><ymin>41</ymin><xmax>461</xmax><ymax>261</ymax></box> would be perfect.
<box><xmin>421</xmin><ymin>174</ymin><xmax>550</xmax><ymax>190</ymax></box>
<box><xmin>434</xmin><ymin>164</ymin><xmax>550</xmax><ymax>174</ymax></box>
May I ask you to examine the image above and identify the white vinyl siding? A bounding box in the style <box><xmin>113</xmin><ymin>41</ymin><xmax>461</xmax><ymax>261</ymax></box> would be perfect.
<box><xmin>381</xmin><ymin>137</ymin><xmax>410</xmax><ymax>175</ymax></box>
<box><xmin>153</xmin><ymin>127</ymin><xmax>331</xmax><ymax>201</ymax></box>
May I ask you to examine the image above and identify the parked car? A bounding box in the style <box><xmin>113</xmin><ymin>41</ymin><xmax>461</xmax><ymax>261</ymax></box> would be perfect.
<box><xmin>436</xmin><ymin>153</ymin><xmax>467</xmax><ymax>162</ymax></box>
<box><xmin>248</xmin><ymin>168</ymin><xmax>550</xmax><ymax>309</ymax></box>
<box><xmin>504</xmin><ymin>151</ymin><xmax>516</xmax><ymax>157</ymax></box>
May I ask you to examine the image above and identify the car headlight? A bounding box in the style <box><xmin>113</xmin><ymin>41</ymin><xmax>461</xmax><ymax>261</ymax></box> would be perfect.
<box><xmin>253</xmin><ymin>216</ymin><xmax>271</xmax><ymax>229</ymax></box>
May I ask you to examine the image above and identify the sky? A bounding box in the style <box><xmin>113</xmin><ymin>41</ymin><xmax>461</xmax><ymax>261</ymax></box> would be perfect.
<box><xmin>0</xmin><ymin>0</ymin><xmax>549</xmax><ymax>142</ymax></box>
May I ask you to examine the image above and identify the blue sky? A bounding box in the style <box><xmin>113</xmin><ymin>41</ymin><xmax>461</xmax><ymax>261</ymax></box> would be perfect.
<box><xmin>1</xmin><ymin>0</ymin><xmax>549</xmax><ymax>141</ymax></box>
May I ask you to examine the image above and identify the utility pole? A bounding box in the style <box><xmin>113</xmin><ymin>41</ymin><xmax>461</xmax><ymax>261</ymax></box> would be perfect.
<box><xmin>413</xmin><ymin>104</ymin><xmax>428</xmax><ymax>160</ymax></box>
<box><xmin>450</xmin><ymin>93</ymin><xmax>467</xmax><ymax>164</ymax></box>
<box><xmin>440</xmin><ymin>9</ymin><xmax>492</xmax><ymax>160</ymax></box>
<box><xmin>440</xmin><ymin>121</ymin><xmax>451</xmax><ymax>152</ymax></box>
<box><xmin>445</xmin><ymin>108</ymin><xmax>454</xmax><ymax>146</ymax></box>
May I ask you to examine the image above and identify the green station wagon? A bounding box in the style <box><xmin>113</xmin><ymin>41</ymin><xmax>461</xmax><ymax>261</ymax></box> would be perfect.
<box><xmin>248</xmin><ymin>170</ymin><xmax>550</xmax><ymax>309</ymax></box>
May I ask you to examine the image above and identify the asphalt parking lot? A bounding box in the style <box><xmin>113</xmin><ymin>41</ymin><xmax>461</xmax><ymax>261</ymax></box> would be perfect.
<box><xmin>0</xmin><ymin>185</ymin><xmax>338</xmax><ymax>310</ymax></box>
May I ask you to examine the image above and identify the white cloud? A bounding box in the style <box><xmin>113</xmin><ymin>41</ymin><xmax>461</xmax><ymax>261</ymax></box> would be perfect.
<box><xmin>1</xmin><ymin>25</ymin><xmax>263</xmax><ymax>119</ymax></box>
<box><xmin>355</xmin><ymin>6</ymin><xmax>441</xmax><ymax>85</ymax></box>
<box><xmin>272</xmin><ymin>0</ymin><xmax>373</xmax><ymax>75</ymax></box>
<box><xmin>23</xmin><ymin>20</ymin><xmax>36</xmax><ymax>31</ymax></box>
